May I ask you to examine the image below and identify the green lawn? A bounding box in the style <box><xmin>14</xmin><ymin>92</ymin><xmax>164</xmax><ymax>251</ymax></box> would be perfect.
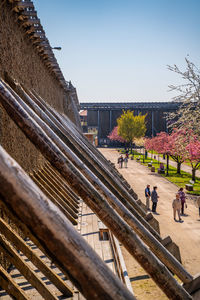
<box><xmin>131</xmin><ymin>151</ymin><xmax>200</xmax><ymax>195</ymax></box>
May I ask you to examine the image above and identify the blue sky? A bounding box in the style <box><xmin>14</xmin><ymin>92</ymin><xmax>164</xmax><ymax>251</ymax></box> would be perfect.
<box><xmin>34</xmin><ymin>0</ymin><xmax>200</xmax><ymax>102</ymax></box>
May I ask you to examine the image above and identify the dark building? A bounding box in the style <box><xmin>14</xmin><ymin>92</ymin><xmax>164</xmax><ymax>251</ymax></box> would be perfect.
<box><xmin>80</xmin><ymin>102</ymin><xmax>180</xmax><ymax>146</ymax></box>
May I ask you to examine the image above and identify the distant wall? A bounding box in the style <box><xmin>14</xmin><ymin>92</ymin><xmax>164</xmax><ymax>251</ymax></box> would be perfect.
<box><xmin>0</xmin><ymin>2</ymin><xmax>79</xmax><ymax>172</ymax></box>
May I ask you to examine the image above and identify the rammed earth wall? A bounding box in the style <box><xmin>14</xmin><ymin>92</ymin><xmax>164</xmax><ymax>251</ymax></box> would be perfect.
<box><xmin>0</xmin><ymin>2</ymin><xmax>76</xmax><ymax>172</ymax></box>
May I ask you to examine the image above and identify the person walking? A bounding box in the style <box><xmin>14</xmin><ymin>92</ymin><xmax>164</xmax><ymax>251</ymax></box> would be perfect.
<box><xmin>124</xmin><ymin>156</ymin><xmax>128</xmax><ymax>168</ymax></box>
<box><xmin>178</xmin><ymin>187</ymin><xmax>187</xmax><ymax>215</ymax></box>
<box><xmin>172</xmin><ymin>193</ymin><xmax>182</xmax><ymax>222</ymax></box>
<box><xmin>145</xmin><ymin>184</ymin><xmax>151</xmax><ymax>210</ymax></box>
<box><xmin>151</xmin><ymin>186</ymin><xmax>159</xmax><ymax>213</ymax></box>
<box><xmin>118</xmin><ymin>155</ymin><xmax>123</xmax><ymax>168</ymax></box>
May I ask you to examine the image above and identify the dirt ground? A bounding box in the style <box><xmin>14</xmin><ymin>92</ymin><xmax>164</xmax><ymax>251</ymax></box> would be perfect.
<box><xmin>100</xmin><ymin>148</ymin><xmax>200</xmax><ymax>300</ymax></box>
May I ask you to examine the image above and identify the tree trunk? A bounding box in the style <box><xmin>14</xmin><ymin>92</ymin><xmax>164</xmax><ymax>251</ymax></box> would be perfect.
<box><xmin>177</xmin><ymin>162</ymin><xmax>181</xmax><ymax>174</ymax></box>
<box><xmin>166</xmin><ymin>154</ymin><xmax>169</xmax><ymax>176</ymax></box>
<box><xmin>192</xmin><ymin>168</ymin><xmax>196</xmax><ymax>182</ymax></box>
<box><xmin>130</xmin><ymin>142</ymin><xmax>133</xmax><ymax>155</ymax></box>
<box><xmin>143</xmin><ymin>147</ymin><xmax>145</xmax><ymax>163</ymax></box>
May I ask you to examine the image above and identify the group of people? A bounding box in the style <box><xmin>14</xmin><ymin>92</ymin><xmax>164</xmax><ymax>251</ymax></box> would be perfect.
<box><xmin>144</xmin><ymin>184</ymin><xmax>194</xmax><ymax>221</ymax></box>
<box><xmin>117</xmin><ymin>154</ymin><xmax>128</xmax><ymax>168</ymax></box>
<box><xmin>145</xmin><ymin>185</ymin><xmax>159</xmax><ymax>213</ymax></box>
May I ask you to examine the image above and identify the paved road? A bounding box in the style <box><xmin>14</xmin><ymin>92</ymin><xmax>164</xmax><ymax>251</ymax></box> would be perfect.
<box><xmin>100</xmin><ymin>148</ymin><xmax>200</xmax><ymax>276</ymax></box>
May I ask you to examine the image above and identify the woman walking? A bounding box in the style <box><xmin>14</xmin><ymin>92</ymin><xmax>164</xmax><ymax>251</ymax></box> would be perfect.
<box><xmin>178</xmin><ymin>187</ymin><xmax>187</xmax><ymax>215</ymax></box>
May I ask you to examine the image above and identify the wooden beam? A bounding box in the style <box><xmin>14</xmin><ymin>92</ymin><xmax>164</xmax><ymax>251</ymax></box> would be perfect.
<box><xmin>0</xmin><ymin>265</ymin><xmax>29</xmax><ymax>300</ymax></box>
<box><xmin>0</xmin><ymin>218</ymin><xmax>73</xmax><ymax>297</ymax></box>
<box><xmin>109</xmin><ymin>232</ymin><xmax>133</xmax><ymax>294</ymax></box>
<box><xmin>13</xmin><ymin>1</ymin><xmax>34</xmax><ymax>12</ymax></box>
<box><xmin>0</xmin><ymin>80</ymin><xmax>193</xmax><ymax>299</ymax></box>
<box><xmin>21</xmin><ymin>10</ymin><xmax>37</xmax><ymax>17</ymax></box>
<box><xmin>14</xmin><ymin>1</ymin><xmax>34</xmax><ymax>9</ymax></box>
<box><xmin>34</xmin><ymin>170</ymin><xmax>78</xmax><ymax>216</ymax></box>
<box><xmin>44</xmin><ymin>163</ymin><xmax>80</xmax><ymax>204</ymax></box>
<box><xmin>0</xmin><ymin>148</ymin><xmax>135</xmax><ymax>300</ymax></box>
<box><xmin>0</xmin><ymin>235</ymin><xmax>58</xmax><ymax>300</ymax></box>
<box><xmin>22</xmin><ymin>18</ymin><xmax>41</xmax><ymax>26</ymax></box>
<box><xmin>40</xmin><ymin>168</ymin><xmax>79</xmax><ymax>211</ymax></box>
<box><xmin>3</xmin><ymin>81</ymin><xmax>190</xmax><ymax>283</ymax></box>
<box><xmin>30</xmin><ymin>173</ymin><xmax>78</xmax><ymax>225</ymax></box>
<box><xmin>30</xmin><ymin>89</ymin><xmax>161</xmax><ymax>235</ymax></box>
<box><xmin>0</xmin><ymin>197</ymin><xmax>71</xmax><ymax>282</ymax></box>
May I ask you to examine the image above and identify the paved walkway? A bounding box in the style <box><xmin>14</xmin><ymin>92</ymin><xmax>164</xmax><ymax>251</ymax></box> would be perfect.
<box><xmin>100</xmin><ymin>148</ymin><xmax>200</xmax><ymax>277</ymax></box>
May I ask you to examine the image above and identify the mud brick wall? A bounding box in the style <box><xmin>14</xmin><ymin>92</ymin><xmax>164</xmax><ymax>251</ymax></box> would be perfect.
<box><xmin>0</xmin><ymin>2</ymin><xmax>74</xmax><ymax>172</ymax></box>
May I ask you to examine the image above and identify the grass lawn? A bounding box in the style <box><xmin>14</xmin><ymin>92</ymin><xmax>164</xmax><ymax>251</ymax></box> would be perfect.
<box><xmin>131</xmin><ymin>151</ymin><xmax>200</xmax><ymax>195</ymax></box>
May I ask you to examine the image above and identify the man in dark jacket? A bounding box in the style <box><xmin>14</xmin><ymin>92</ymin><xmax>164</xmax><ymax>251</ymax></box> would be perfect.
<box><xmin>151</xmin><ymin>186</ymin><xmax>159</xmax><ymax>213</ymax></box>
<box><xmin>145</xmin><ymin>184</ymin><xmax>151</xmax><ymax>210</ymax></box>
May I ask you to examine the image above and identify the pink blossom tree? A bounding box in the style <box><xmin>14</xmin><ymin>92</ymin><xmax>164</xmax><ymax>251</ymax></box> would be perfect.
<box><xmin>151</xmin><ymin>132</ymin><xmax>170</xmax><ymax>175</ymax></box>
<box><xmin>186</xmin><ymin>139</ymin><xmax>200</xmax><ymax>181</ymax></box>
<box><xmin>144</xmin><ymin>137</ymin><xmax>154</xmax><ymax>159</ymax></box>
<box><xmin>144</xmin><ymin>129</ymin><xmax>200</xmax><ymax>178</ymax></box>
<box><xmin>107</xmin><ymin>126</ymin><xmax>125</xmax><ymax>143</ymax></box>
<box><xmin>167</xmin><ymin>129</ymin><xmax>188</xmax><ymax>174</ymax></box>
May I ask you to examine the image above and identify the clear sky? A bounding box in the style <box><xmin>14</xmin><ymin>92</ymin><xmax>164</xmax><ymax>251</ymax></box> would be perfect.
<box><xmin>34</xmin><ymin>0</ymin><xmax>200</xmax><ymax>102</ymax></box>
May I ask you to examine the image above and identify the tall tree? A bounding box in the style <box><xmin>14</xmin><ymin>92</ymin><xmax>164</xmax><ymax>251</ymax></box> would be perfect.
<box><xmin>167</xmin><ymin>58</ymin><xmax>200</xmax><ymax>134</ymax></box>
<box><xmin>117</xmin><ymin>110</ymin><xmax>146</xmax><ymax>152</ymax></box>
<box><xmin>151</xmin><ymin>132</ymin><xmax>170</xmax><ymax>175</ymax></box>
<box><xmin>167</xmin><ymin>129</ymin><xmax>190</xmax><ymax>174</ymax></box>
<box><xmin>186</xmin><ymin>139</ymin><xmax>200</xmax><ymax>181</ymax></box>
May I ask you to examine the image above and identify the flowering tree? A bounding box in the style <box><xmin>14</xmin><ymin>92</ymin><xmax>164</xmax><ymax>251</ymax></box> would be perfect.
<box><xmin>117</xmin><ymin>110</ymin><xmax>146</xmax><ymax>153</ymax></box>
<box><xmin>167</xmin><ymin>129</ymin><xmax>189</xmax><ymax>174</ymax></box>
<box><xmin>151</xmin><ymin>132</ymin><xmax>170</xmax><ymax>175</ymax></box>
<box><xmin>107</xmin><ymin>126</ymin><xmax>125</xmax><ymax>143</ymax></box>
<box><xmin>144</xmin><ymin>137</ymin><xmax>154</xmax><ymax>159</ymax></box>
<box><xmin>145</xmin><ymin>130</ymin><xmax>188</xmax><ymax>174</ymax></box>
<box><xmin>167</xmin><ymin>58</ymin><xmax>200</xmax><ymax>134</ymax></box>
<box><xmin>186</xmin><ymin>139</ymin><xmax>200</xmax><ymax>181</ymax></box>
<box><xmin>145</xmin><ymin>129</ymin><xmax>200</xmax><ymax>178</ymax></box>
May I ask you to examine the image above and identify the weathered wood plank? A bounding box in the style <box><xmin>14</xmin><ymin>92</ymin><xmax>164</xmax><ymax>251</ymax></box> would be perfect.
<box><xmin>41</xmin><ymin>167</ymin><xmax>79</xmax><ymax>209</ymax></box>
<box><xmin>38</xmin><ymin>169</ymin><xmax>79</xmax><ymax>213</ymax></box>
<box><xmin>44</xmin><ymin>162</ymin><xmax>80</xmax><ymax>204</ymax></box>
<box><xmin>0</xmin><ymin>218</ymin><xmax>73</xmax><ymax>297</ymax></box>
<box><xmin>30</xmin><ymin>173</ymin><xmax>78</xmax><ymax>225</ymax></box>
<box><xmin>34</xmin><ymin>170</ymin><xmax>78</xmax><ymax>217</ymax></box>
<box><xmin>0</xmin><ymin>146</ymin><xmax>135</xmax><ymax>300</ymax></box>
<box><xmin>0</xmin><ymin>197</ymin><xmax>71</xmax><ymax>281</ymax></box>
<box><xmin>0</xmin><ymin>234</ymin><xmax>58</xmax><ymax>300</ymax></box>
<box><xmin>0</xmin><ymin>265</ymin><xmax>29</xmax><ymax>300</ymax></box>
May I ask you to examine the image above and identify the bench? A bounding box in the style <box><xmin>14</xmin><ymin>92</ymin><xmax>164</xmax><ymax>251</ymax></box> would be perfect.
<box><xmin>158</xmin><ymin>168</ymin><xmax>165</xmax><ymax>174</ymax></box>
<box><xmin>98</xmin><ymin>221</ymin><xmax>109</xmax><ymax>240</ymax></box>
<box><xmin>185</xmin><ymin>184</ymin><xmax>193</xmax><ymax>191</ymax></box>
